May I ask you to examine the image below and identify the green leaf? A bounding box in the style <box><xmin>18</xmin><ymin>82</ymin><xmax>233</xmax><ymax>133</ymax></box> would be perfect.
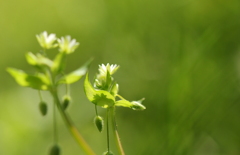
<box><xmin>57</xmin><ymin>58</ymin><xmax>93</xmax><ymax>84</ymax></box>
<box><xmin>115</xmin><ymin>100</ymin><xmax>132</xmax><ymax>108</ymax></box>
<box><xmin>110</xmin><ymin>82</ymin><xmax>119</xmax><ymax>97</ymax></box>
<box><xmin>51</xmin><ymin>52</ymin><xmax>66</xmax><ymax>75</ymax></box>
<box><xmin>26</xmin><ymin>52</ymin><xmax>38</xmax><ymax>66</ymax></box>
<box><xmin>115</xmin><ymin>98</ymin><xmax>146</xmax><ymax>110</ymax></box>
<box><xmin>84</xmin><ymin>73</ymin><xmax>115</xmax><ymax>108</ymax></box>
<box><xmin>7</xmin><ymin>68</ymin><xmax>49</xmax><ymax>90</ymax></box>
<box><xmin>26</xmin><ymin>52</ymin><xmax>53</xmax><ymax>72</ymax></box>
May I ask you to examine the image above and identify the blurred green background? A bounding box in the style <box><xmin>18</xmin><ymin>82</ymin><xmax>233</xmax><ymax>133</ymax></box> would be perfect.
<box><xmin>1</xmin><ymin>0</ymin><xmax>240</xmax><ymax>154</ymax></box>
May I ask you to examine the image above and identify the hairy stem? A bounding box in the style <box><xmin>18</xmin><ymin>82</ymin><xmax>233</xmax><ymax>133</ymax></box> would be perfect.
<box><xmin>110</xmin><ymin>107</ymin><xmax>125</xmax><ymax>155</ymax></box>
<box><xmin>51</xmin><ymin>89</ymin><xmax>96</xmax><ymax>155</ymax></box>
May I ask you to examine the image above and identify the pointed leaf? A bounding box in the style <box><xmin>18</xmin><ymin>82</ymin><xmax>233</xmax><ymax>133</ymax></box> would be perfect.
<box><xmin>84</xmin><ymin>73</ymin><xmax>115</xmax><ymax>108</ymax></box>
<box><xmin>7</xmin><ymin>68</ymin><xmax>49</xmax><ymax>90</ymax></box>
<box><xmin>26</xmin><ymin>52</ymin><xmax>38</xmax><ymax>66</ymax></box>
<box><xmin>115</xmin><ymin>98</ymin><xmax>146</xmax><ymax>110</ymax></box>
<box><xmin>58</xmin><ymin>58</ymin><xmax>93</xmax><ymax>84</ymax></box>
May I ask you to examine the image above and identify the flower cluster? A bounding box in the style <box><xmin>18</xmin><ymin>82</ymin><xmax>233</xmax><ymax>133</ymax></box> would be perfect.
<box><xmin>94</xmin><ymin>63</ymin><xmax>119</xmax><ymax>91</ymax></box>
<box><xmin>36</xmin><ymin>31</ymin><xmax>79</xmax><ymax>54</ymax></box>
<box><xmin>84</xmin><ymin>64</ymin><xmax>146</xmax><ymax>110</ymax></box>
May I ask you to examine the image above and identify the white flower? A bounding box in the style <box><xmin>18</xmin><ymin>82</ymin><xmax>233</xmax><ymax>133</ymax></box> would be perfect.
<box><xmin>36</xmin><ymin>31</ymin><xmax>57</xmax><ymax>49</ymax></box>
<box><xmin>98</xmin><ymin>63</ymin><xmax>119</xmax><ymax>76</ymax></box>
<box><xmin>57</xmin><ymin>36</ymin><xmax>79</xmax><ymax>54</ymax></box>
<box><xmin>94</xmin><ymin>64</ymin><xmax>119</xmax><ymax>89</ymax></box>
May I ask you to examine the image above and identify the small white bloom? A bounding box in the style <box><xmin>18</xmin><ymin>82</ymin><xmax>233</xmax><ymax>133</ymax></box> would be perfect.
<box><xmin>94</xmin><ymin>64</ymin><xmax>119</xmax><ymax>89</ymax></box>
<box><xmin>36</xmin><ymin>31</ymin><xmax>57</xmax><ymax>49</ymax></box>
<box><xmin>98</xmin><ymin>63</ymin><xmax>119</xmax><ymax>76</ymax></box>
<box><xmin>57</xmin><ymin>36</ymin><xmax>79</xmax><ymax>54</ymax></box>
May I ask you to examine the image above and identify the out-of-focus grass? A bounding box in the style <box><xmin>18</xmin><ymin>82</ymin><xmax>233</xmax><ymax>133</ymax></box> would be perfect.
<box><xmin>1</xmin><ymin>0</ymin><xmax>240</xmax><ymax>154</ymax></box>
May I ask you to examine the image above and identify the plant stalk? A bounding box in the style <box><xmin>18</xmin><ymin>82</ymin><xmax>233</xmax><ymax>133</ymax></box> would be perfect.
<box><xmin>110</xmin><ymin>106</ymin><xmax>125</xmax><ymax>155</ymax></box>
<box><xmin>51</xmin><ymin>89</ymin><xmax>96</xmax><ymax>155</ymax></box>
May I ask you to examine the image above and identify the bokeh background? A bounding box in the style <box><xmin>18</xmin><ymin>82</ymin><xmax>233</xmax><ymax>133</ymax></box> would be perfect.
<box><xmin>1</xmin><ymin>0</ymin><xmax>240</xmax><ymax>155</ymax></box>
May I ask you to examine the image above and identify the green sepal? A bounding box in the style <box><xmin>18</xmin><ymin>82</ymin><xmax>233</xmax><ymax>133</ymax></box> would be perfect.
<box><xmin>51</xmin><ymin>52</ymin><xmax>66</xmax><ymax>75</ymax></box>
<box><xmin>109</xmin><ymin>82</ymin><xmax>119</xmax><ymax>97</ymax></box>
<box><xmin>57</xmin><ymin>58</ymin><xmax>93</xmax><ymax>84</ymax></box>
<box><xmin>49</xmin><ymin>144</ymin><xmax>60</xmax><ymax>155</ymax></box>
<box><xmin>7</xmin><ymin>68</ymin><xmax>50</xmax><ymax>90</ymax></box>
<box><xmin>115</xmin><ymin>98</ymin><xmax>146</xmax><ymax>110</ymax></box>
<box><xmin>84</xmin><ymin>73</ymin><xmax>115</xmax><ymax>108</ymax></box>
<box><xmin>39</xmin><ymin>101</ymin><xmax>47</xmax><ymax>116</ymax></box>
<box><xmin>94</xmin><ymin>115</ymin><xmax>104</xmax><ymax>132</ymax></box>
<box><xmin>105</xmin><ymin>70</ymin><xmax>112</xmax><ymax>90</ymax></box>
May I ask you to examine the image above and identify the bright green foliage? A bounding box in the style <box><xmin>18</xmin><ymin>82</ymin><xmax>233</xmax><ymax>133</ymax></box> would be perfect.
<box><xmin>115</xmin><ymin>98</ymin><xmax>146</xmax><ymax>110</ymax></box>
<box><xmin>84</xmin><ymin>73</ymin><xmax>115</xmax><ymax>108</ymax></box>
<box><xmin>84</xmin><ymin>64</ymin><xmax>146</xmax><ymax>110</ymax></box>
<box><xmin>8</xmin><ymin>31</ymin><xmax>91</xmax><ymax>90</ymax></box>
<box><xmin>94</xmin><ymin>115</ymin><xmax>104</xmax><ymax>132</ymax></box>
<box><xmin>58</xmin><ymin>58</ymin><xmax>93</xmax><ymax>84</ymax></box>
<box><xmin>7</xmin><ymin>68</ymin><xmax>50</xmax><ymax>90</ymax></box>
<box><xmin>7</xmin><ymin>31</ymin><xmax>93</xmax><ymax>155</ymax></box>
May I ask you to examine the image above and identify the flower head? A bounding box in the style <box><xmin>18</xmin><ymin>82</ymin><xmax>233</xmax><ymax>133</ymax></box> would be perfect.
<box><xmin>57</xmin><ymin>36</ymin><xmax>79</xmax><ymax>54</ymax></box>
<box><xmin>36</xmin><ymin>31</ymin><xmax>57</xmax><ymax>49</ymax></box>
<box><xmin>94</xmin><ymin>64</ymin><xmax>119</xmax><ymax>90</ymax></box>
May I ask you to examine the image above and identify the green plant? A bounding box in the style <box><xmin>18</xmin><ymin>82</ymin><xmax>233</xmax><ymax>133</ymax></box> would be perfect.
<box><xmin>7</xmin><ymin>31</ymin><xmax>146</xmax><ymax>155</ymax></box>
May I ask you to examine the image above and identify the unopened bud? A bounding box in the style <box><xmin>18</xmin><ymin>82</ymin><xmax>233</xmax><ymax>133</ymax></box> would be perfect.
<box><xmin>49</xmin><ymin>144</ymin><xmax>60</xmax><ymax>155</ymax></box>
<box><xmin>39</xmin><ymin>101</ymin><xmax>47</xmax><ymax>116</ymax></box>
<box><xmin>131</xmin><ymin>98</ymin><xmax>146</xmax><ymax>111</ymax></box>
<box><xmin>94</xmin><ymin>116</ymin><xmax>104</xmax><ymax>132</ymax></box>
<box><xmin>62</xmin><ymin>95</ymin><xmax>71</xmax><ymax>110</ymax></box>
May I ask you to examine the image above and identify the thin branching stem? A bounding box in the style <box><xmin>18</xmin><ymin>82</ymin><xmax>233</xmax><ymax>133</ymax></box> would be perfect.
<box><xmin>110</xmin><ymin>106</ymin><xmax>125</xmax><ymax>155</ymax></box>
<box><xmin>38</xmin><ymin>90</ymin><xmax>43</xmax><ymax>101</ymax></box>
<box><xmin>51</xmin><ymin>89</ymin><xmax>96</xmax><ymax>155</ymax></box>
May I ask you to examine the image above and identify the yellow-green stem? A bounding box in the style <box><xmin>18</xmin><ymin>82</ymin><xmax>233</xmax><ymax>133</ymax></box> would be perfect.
<box><xmin>110</xmin><ymin>107</ymin><xmax>125</xmax><ymax>155</ymax></box>
<box><xmin>51</xmin><ymin>89</ymin><xmax>96</xmax><ymax>155</ymax></box>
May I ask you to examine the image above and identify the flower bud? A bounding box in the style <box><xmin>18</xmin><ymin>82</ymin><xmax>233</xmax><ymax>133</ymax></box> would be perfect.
<box><xmin>39</xmin><ymin>101</ymin><xmax>47</xmax><ymax>116</ymax></box>
<box><xmin>49</xmin><ymin>144</ymin><xmax>60</xmax><ymax>155</ymax></box>
<box><xmin>62</xmin><ymin>95</ymin><xmax>71</xmax><ymax>110</ymax></box>
<box><xmin>94</xmin><ymin>115</ymin><xmax>104</xmax><ymax>132</ymax></box>
<box><xmin>131</xmin><ymin>98</ymin><xmax>146</xmax><ymax>111</ymax></box>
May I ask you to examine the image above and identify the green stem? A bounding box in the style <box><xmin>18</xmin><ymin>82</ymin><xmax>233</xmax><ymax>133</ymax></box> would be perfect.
<box><xmin>116</xmin><ymin>94</ymin><xmax>127</xmax><ymax>100</ymax></box>
<box><xmin>106</xmin><ymin>108</ymin><xmax>110</xmax><ymax>152</ymax></box>
<box><xmin>50</xmin><ymin>89</ymin><xmax>96</xmax><ymax>155</ymax></box>
<box><xmin>110</xmin><ymin>107</ymin><xmax>125</xmax><ymax>155</ymax></box>
<box><xmin>53</xmin><ymin>102</ymin><xmax>58</xmax><ymax>143</ymax></box>
<box><xmin>95</xmin><ymin>105</ymin><xmax>99</xmax><ymax>116</ymax></box>
<box><xmin>38</xmin><ymin>90</ymin><xmax>43</xmax><ymax>101</ymax></box>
